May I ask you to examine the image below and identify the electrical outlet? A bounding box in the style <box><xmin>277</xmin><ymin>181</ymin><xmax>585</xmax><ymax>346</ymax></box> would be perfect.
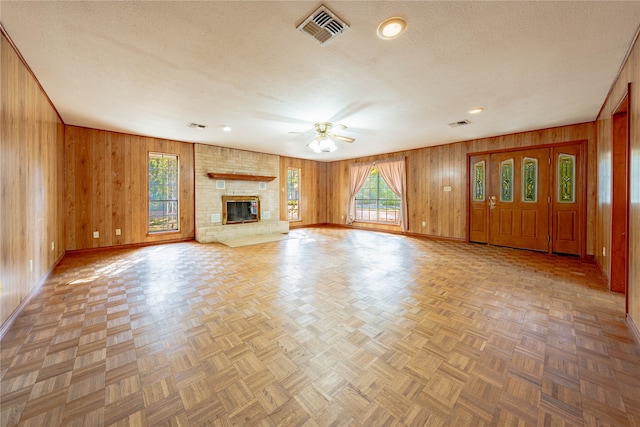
<box><xmin>93</xmin><ymin>231</ymin><xmax>99</xmax><ymax>239</ymax></box>
<box><xmin>51</xmin><ymin>241</ymin><xmax>54</xmax><ymax>251</ymax></box>
<box><xmin>443</xmin><ymin>186</ymin><xmax>452</xmax><ymax>192</ymax></box>
<box><xmin>29</xmin><ymin>259</ymin><xmax>33</xmax><ymax>272</ymax></box>
<box><xmin>115</xmin><ymin>229</ymin><xmax>121</xmax><ymax>236</ymax></box>
<box><xmin>422</xmin><ymin>221</ymin><xmax>426</xmax><ymax>227</ymax></box>
<box><xmin>602</xmin><ymin>247</ymin><xmax>606</xmax><ymax>256</ymax></box>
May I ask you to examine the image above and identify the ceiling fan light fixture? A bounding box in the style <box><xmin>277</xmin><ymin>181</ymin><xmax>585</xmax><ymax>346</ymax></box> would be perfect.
<box><xmin>308</xmin><ymin>137</ymin><xmax>337</xmax><ymax>153</ymax></box>
<box><xmin>377</xmin><ymin>17</ymin><xmax>407</xmax><ymax>40</ymax></box>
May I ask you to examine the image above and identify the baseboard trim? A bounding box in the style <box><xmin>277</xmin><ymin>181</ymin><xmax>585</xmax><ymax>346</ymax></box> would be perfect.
<box><xmin>65</xmin><ymin>237</ymin><xmax>195</xmax><ymax>255</ymax></box>
<box><xmin>627</xmin><ymin>314</ymin><xmax>640</xmax><ymax>348</ymax></box>
<box><xmin>292</xmin><ymin>223</ymin><xmax>466</xmax><ymax>243</ymax></box>
<box><xmin>0</xmin><ymin>252</ymin><xmax>65</xmax><ymax>340</ymax></box>
<box><xmin>404</xmin><ymin>232</ymin><xmax>466</xmax><ymax>243</ymax></box>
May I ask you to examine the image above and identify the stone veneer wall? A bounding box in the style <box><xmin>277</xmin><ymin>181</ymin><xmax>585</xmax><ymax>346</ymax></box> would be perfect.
<box><xmin>194</xmin><ymin>144</ymin><xmax>288</xmax><ymax>243</ymax></box>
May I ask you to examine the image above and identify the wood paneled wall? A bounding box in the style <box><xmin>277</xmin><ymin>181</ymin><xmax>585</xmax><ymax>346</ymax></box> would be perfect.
<box><xmin>279</xmin><ymin>157</ymin><xmax>328</xmax><ymax>227</ymax></box>
<box><xmin>65</xmin><ymin>126</ymin><xmax>195</xmax><ymax>250</ymax></box>
<box><xmin>595</xmin><ymin>29</ymin><xmax>640</xmax><ymax>335</ymax></box>
<box><xmin>1</xmin><ymin>32</ymin><xmax>65</xmax><ymax>327</ymax></box>
<box><xmin>326</xmin><ymin>124</ymin><xmax>596</xmax><ymax>249</ymax></box>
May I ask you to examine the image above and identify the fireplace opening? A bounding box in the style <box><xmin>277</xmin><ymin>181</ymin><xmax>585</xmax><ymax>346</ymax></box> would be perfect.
<box><xmin>222</xmin><ymin>196</ymin><xmax>260</xmax><ymax>224</ymax></box>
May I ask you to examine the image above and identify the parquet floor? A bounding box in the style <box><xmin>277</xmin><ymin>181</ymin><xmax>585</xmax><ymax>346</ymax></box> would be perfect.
<box><xmin>1</xmin><ymin>227</ymin><xmax>639</xmax><ymax>426</ymax></box>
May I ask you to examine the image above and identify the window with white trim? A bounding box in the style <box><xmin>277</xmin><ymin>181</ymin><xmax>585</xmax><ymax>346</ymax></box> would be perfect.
<box><xmin>354</xmin><ymin>167</ymin><xmax>401</xmax><ymax>224</ymax></box>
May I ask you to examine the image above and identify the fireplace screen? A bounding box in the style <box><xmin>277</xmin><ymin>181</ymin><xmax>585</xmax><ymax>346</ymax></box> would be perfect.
<box><xmin>222</xmin><ymin>196</ymin><xmax>260</xmax><ymax>224</ymax></box>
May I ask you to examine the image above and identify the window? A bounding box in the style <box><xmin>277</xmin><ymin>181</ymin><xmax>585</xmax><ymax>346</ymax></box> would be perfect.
<box><xmin>148</xmin><ymin>153</ymin><xmax>179</xmax><ymax>233</ymax></box>
<box><xmin>355</xmin><ymin>167</ymin><xmax>401</xmax><ymax>223</ymax></box>
<box><xmin>287</xmin><ymin>167</ymin><xmax>300</xmax><ymax>221</ymax></box>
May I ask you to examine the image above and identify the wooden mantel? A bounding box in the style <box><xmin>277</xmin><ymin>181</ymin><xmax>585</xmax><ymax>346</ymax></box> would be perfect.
<box><xmin>207</xmin><ymin>172</ymin><xmax>276</xmax><ymax>182</ymax></box>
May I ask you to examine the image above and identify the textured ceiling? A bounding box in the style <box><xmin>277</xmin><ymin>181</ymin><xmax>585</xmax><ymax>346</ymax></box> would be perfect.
<box><xmin>2</xmin><ymin>1</ymin><xmax>640</xmax><ymax>161</ymax></box>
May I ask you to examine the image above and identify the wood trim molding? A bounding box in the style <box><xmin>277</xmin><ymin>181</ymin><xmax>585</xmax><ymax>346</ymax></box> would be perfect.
<box><xmin>626</xmin><ymin>314</ymin><xmax>640</xmax><ymax>348</ymax></box>
<box><xmin>0</xmin><ymin>253</ymin><xmax>65</xmax><ymax>340</ymax></box>
<box><xmin>0</xmin><ymin>24</ymin><xmax>64</xmax><ymax>124</ymax></box>
<box><xmin>207</xmin><ymin>173</ymin><xmax>276</xmax><ymax>181</ymax></box>
<box><xmin>467</xmin><ymin>139</ymin><xmax>588</xmax><ymax>157</ymax></box>
<box><xmin>65</xmin><ymin>237</ymin><xmax>195</xmax><ymax>255</ymax></box>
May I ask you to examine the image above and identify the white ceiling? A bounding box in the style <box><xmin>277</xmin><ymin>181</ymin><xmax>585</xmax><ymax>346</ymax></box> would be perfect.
<box><xmin>3</xmin><ymin>1</ymin><xmax>640</xmax><ymax>161</ymax></box>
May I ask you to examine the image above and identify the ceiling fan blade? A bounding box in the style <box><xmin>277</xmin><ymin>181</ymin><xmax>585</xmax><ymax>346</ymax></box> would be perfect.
<box><xmin>333</xmin><ymin>123</ymin><xmax>347</xmax><ymax>130</ymax></box>
<box><xmin>331</xmin><ymin>134</ymin><xmax>355</xmax><ymax>143</ymax></box>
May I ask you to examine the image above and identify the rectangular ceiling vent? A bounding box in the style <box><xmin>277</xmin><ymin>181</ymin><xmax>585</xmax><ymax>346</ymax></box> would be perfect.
<box><xmin>188</xmin><ymin>122</ymin><xmax>206</xmax><ymax>129</ymax></box>
<box><xmin>297</xmin><ymin>5</ymin><xmax>349</xmax><ymax>46</ymax></box>
<box><xmin>448</xmin><ymin>120</ymin><xmax>471</xmax><ymax>128</ymax></box>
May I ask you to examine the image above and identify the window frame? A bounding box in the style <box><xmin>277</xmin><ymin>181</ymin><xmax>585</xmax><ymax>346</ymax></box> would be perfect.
<box><xmin>354</xmin><ymin>167</ymin><xmax>401</xmax><ymax>225</ymax></box>
<box><xmin>148</xmin><ymin>152</ymin><xmax>180</xmax><ymax>234</ymax></box>
<box><xmin>287</xmin><ymin>167</ymin><xmax>301</xmax><ymax>221</ymax></box>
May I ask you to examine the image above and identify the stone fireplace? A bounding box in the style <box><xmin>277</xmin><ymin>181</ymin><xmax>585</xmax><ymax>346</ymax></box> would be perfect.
<box><xmin>194</xmin><ymin>144</ymin><xmax>289</xmax><ymax>243</ymax></box>
<box><xmin>223</xmin><ymin>195</ymin><xmax>260</xmax><ymax>224</ymax></box>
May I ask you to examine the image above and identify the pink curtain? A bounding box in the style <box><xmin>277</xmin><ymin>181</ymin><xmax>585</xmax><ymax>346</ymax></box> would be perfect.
<box><xmin>377</xmin><ymin>158</ymin><xmax>408</xmax><ymax>231</ymax></box>
<box><xmin>347</xmin><ymin>162</ymin><xmax>373</xmax><ymax>224</ymax></box>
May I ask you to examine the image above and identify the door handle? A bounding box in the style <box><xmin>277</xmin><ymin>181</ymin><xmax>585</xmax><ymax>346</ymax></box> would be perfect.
<box><xmin>489</xmin><ymin>195</ymin><xmax>497</xmax><ymax>209</ymax></box>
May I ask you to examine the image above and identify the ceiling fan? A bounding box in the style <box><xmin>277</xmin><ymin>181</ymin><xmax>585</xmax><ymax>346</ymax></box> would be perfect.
<box><xmin>290</xmin><ymin>122</ymin><xmax>355</xmax><ymax>153</ymax></box>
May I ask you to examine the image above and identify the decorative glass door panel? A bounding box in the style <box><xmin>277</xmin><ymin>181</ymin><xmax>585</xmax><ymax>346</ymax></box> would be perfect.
<box><xmin>522</xmin><ymin>157</ymin><xmax>538</xmax><ymax>203</ymax></box>
<box><xmin>557</xmin><ymin>153</ymin><xmax>576</xmax><ymax>203</ymax></box>
<box><xmin>500</xmin><ymin>159</ymin><xmax>514</xmax><ymax>202</ymax></box>
<box><xmin>473</xmin><ymin>160</ymin><xmax>485</xmax><ymax>201</ymax></box>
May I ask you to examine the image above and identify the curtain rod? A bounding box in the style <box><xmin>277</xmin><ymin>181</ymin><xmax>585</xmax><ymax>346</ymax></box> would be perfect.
<box><xmin>351</xmin><ymin>156</ymin><xmax>405</xmax><ymax>167</ymax></box>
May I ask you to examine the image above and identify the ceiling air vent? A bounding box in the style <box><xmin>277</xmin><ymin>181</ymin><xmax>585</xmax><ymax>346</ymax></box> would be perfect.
<box><xmin>448</xmin><ymin>120</ymin><xmax>471</xmax><ymax>128</ymax></box>
<box><xmin>188</xmin><ymin>122</ymin><xmax>206</xmax><ymax>129</ymax></box>
<box><xmin>297</xmin><ymin>5</ymin><xmax>349</xmax><ymax>46</ymax></box>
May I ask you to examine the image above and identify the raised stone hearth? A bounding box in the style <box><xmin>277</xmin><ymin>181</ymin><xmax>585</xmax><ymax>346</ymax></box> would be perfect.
<box><xmin>204</xmin><ymin>221</ymin><xmax>289</xmax><ymax>244</ymax></box>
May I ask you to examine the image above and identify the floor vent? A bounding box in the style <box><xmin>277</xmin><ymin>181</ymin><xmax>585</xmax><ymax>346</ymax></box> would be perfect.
<box><xmin>297</xmin><ymin>5</ymin><xmax>349</xmax><ymax>46</ymax></box>
<box><xmin>448</xmin><ymin>120</ymin><xmax>471</xmax><ymax>128</ymax></box>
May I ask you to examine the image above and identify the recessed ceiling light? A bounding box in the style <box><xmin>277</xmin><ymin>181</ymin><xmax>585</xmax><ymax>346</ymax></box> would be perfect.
<box><xmin>377</xmin><ymin>17</ymin><xmax>407</xmax><ymax>40</ymax></box>
<box><xmin>222</xmin><ymin>126</ymin><xmax>232</xmax><ymax>132</ymax></box>
<box><xmin>468</xmin><ymin>108</ymin><xmax>484</xmax><ymax>114</ymax></box>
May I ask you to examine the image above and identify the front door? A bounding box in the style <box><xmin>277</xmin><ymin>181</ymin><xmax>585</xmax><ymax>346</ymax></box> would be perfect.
<box><xmin>469</xmin><ymin>144</ymin><xmax>583</xmax><ymax>256</ymax></box>
<box><xmin>489</xmin><ymin>148</ymin><xmax>550</xmax><ymax>252</ymax></box>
